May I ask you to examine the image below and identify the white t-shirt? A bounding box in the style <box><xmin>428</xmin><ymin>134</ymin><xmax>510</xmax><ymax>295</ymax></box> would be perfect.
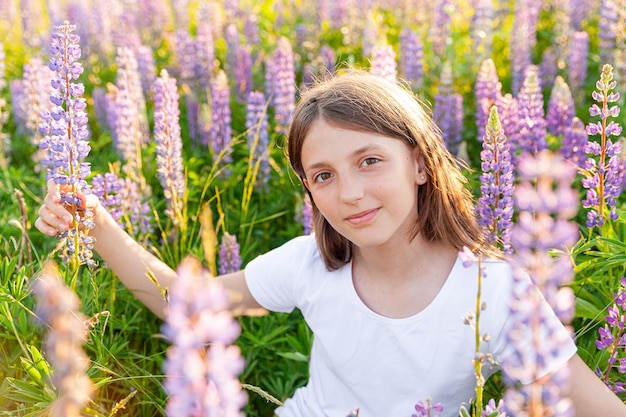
<box><xmin>244</xmin><ymin>235</ymin><xmax>577</xmax><ymax>417</ymax></box>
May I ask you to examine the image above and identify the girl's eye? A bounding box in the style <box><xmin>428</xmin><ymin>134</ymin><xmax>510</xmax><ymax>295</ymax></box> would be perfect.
<box><xmin>313</xmin><ymin>172</ymin><xmax>332</xmax><ymax>183</ymax></box>
<box><xmin>361</xmin><ymin>157</ymin><xmax>380</xmax><ymax>167</ymax></box>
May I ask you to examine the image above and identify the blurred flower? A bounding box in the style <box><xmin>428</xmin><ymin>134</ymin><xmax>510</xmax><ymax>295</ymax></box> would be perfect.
<box><xmin>154</xmin><ymin>69</ymin><xmax>185</xmax><ymax>227</ymax></box>
<box><xmin>302</xmin><ymin>193</ymin><xmax>313</xmax><ymax>235</ymax></box>
<box><xmin>512</xmin><ymin>66</ymin><xmax>547</xmax><ymax>160</ymax></box>
<box><xmin>136</xmin><ymin>45</ymin><xmax>156</xmax><ymax>97</ymax></box>
<box><xmin>477</xmin><ymin>106</ymin><xmax>514</xmax><ymax>254</ymax></box>
<box><xmin>546</xmin><ymin>76</ymin><xmax>574</xmax><ymax>137</ymax></box>
<box><xmin>504</xmin><ymin>151</ymin><xmax>578</xmax><ymax>417</ymax></box>
<box><xmin>195</xmin><ymin>11</ymin><xmax>216</xmax><ymax>94</ymax></box>
<box><xmin>581</xmin><ymin>64</ymin><xmax>623</xmax><ymax>229</ymax></box>
<box><xmin>362</xmin><ymin>12</ymin><xmax>378</xmax><ymax>58</ymax></box>
<box><xmin>510</xmin><ymin>1</ymin><xmax>539</xmax><ymax>93</ymax></box>
<box><xmin>599</xmin><ymin>0</ymin><xmax>618</xmax><ymax>67</ymax></box>
<box><xmin>91</xmin><ymin>172</ymin><xmax>124</xmax><ymax>225</ymax></box>
<box><xmin>433</xmin><ymin>62</ymin><xmax>463</xmax><ymax>156</ymax></box>
<box><xmin>429</xmin><ymin>0</ymin><xmax>452</xmax><ymax>57</ymax></box>
<box><xmin>32</xmin><ymin>262</ymin><xmax>94</xmax><ymax>417</ymax></box>
<box><xmin>218</xmin><ymin>232</ymin><xmax>242</xmax><ymax>275</ymax></box>
<box><xmin>399</xmin><ymin>27</ymin><xmax>423</xmax><ymax>90</ymax></box>
<box><xmin>370</xmin><ymin>41</ymin><xmax>397</xmax><ymax>83</ymax></box>
<box><xmin>162</xmin><ymin>258</ymin><xmax>247</xmax><ymax>417</ymax></box>
<box><xmin>267</xmin><ymin>37</ymin><xmax>296</xmax><ymax>134</ymax></box>
<box><xmin>568</xmin><ymin>31</ymin><xmax>589</xmax><ymax>96</ymax></box>
<box><xmin>412</xmin><ymin>398</ymin><xmax>443</xmax><ymax>417</ymax></box>
<box><xmin>245</xmin><ymin>91</ymin><xmax>270</xmax><ymax>189</ymax></box>
<box><xmin>561</xmin><ymin>117</ymin><xmax>588</xmax><ymax>169</ymax></box>
<box><xmin>475</xmin><ymin>58</ymin><xmax>502</xmax><ymax>141</ymax></box>
<box><xmin>472</xmin><ymin>0</ymin><xmax>493</xmax><ymax>63</ymax></box>
<box><xmin>38</xmin><ymin>21</ymin><xmax>95</xmax><ymax>267</ymax></box>
<box><xmin>208</xmin><ymin>70</ymin><xmax>233</xmax><ymax>166</ymax></box>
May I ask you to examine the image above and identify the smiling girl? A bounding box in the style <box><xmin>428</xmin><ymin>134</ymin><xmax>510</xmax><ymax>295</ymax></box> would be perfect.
<box><xmin>36</xmin><ymin>71</ymin><xmax>626</xmax><ymax>416</ymax></box>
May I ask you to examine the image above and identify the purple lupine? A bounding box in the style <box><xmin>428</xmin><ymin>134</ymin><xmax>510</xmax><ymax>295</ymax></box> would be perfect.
<box><xmin>582</xmin><ymin>64</ymin><xmax>623</xmax><ymax>229</ymax></box>
<box><xmin>540</xmin><ymin>47</ymin><xmax>558</xmax><ymax>91</ymax></box>
<box><xmin>88</xmin><ymin>1</ymin><xmax>115</xmax><ymax>60</ymax></box>
<box><xmin>595</xmin><ymin>276</ymin><xmax>626</xmax><ymax>394</ymax></box>
<box><xmin>510</xmin><ymin>2</ymin><xmax>533</xmax><ymax>94</ymax></box>
<box><xmin>175</xmin><ymin>28</ymin><xmax>196</xmax><ymax>88</ymax></box>
<box><xmin>269</xmin><ymin>37</ymin><xmax>296</xmax><ymax>134</ymax></box>
<box><xmin>475</xmin><ymin>58</ymin><xmax>502</xmax><ymax>141</ymax></box>
<box><xmin>136</xmin><ymin>45</ymin><xmax>157</xmax><ymax>97</ymax></box>
<box><xmin>429</xmin><ymin>0</ymin><xmax>452</xmax><ymax>58</ymax></box>
<box><xmin>234</xmin><ymin>45</ymin><xmax>252</xmax><ymax>102</ymax></box>
<box><xmin>208</xmin><ymin>70</ymin><xmax>233</xmax><ymax>165</ymax></box>
<box><xmin>512</xmin><ymin>66</ymin><xmax>547</xmax><ymax>159</ymax></box>
<box><xmin>599</xmin><ymin>0</ymin><xmax>618</xmax><ymax>67</ymax></box>
<box><xmin>362</xmin><ymin>13</ymin><xmax>378</xmax><ymax>58</ymax></box>
<box><xmin>546</xmin><ymin>76</ymin><xmax>575</xmax><ymax>137</ymax></box>
<box><xmin>471</xmin><ymin>0</ymin><xmax>494</xmax><ymax>63</ymax></box>
<box><xmin>561</xmin><ymin>117</ymin><xmax>588</xmax><ymax>169</ymax></box>
<box><xmin>369</xmin><ymin>42</ymin><xmax>397</xmax><ymax>83</ymax></box>
<box><xmin>224</xmin><ymin>23</ymin><xmax>240</xmax><ymax>79</ymax></box>
<box><xmin>195</xmin><ymin>17</ymin><xmax>216</xmax><ymax>94</ymax></box>
<box><xmin>412</xmin><ymin>398</ymin><xmax>444</xmax><ymax>417</ymax></box>
<box><xmin>244</xmin><ymin>14</ymin><xmax>260</xmax><ymax>45</ymax></box>
<box><xmin>569</xmin><ymin>0</ymin><xmax>586</xmax><ymax>30</ymax></box>
<box><xmin>91</xmin><ymin>172</ymin><xmax>124</xmax><ymax>225</ymax></box>
<box><xmin>399</xmin><ymin>27</ymin><xmax>423</xmax><ymax>90</ymax></box>
<box><xmin>245</xmin><ymin>91</ymin><xmax>270</xmax><ymax>188</ymax></box>
<box><xmin>477</xmin><ymin>106</ymin><xmax>514</xmax><ymax>254</ymax></box>
<box><xmin>568</xmin><ymin>31</ymin><xmax>589</xmax><ymax>96</ymax></box>
<box><xmin>302</xmin><ymin>194</ymin><xmax>313</xmax><ymax>235</ymax></box>
<box><xmin>218</xmin><ymin>232</ymin><xmax>242</xmax><ymax>275</ymax></box>
<box><xmin>504</xmin><ymin>151</ymin><xmax>579</xmax><ymax>417</ymax></box>
<box><xmin>119</xmin><ymin>177</ymin><xmax>154</xmax><ymax>238</ymax></box>
<box><xmin>172</xmin><ymin>0</ymin><xmax>189</xmax><ymax>30</ymax></box>
<box><xmin>32</xmin><ymin>262</ymin><xmax>94</xmax><ymax>417</ymax></box>
<box><xmin>185</xmin><ymin>92</ymin><xmax>200</xmax><ymax>146</ymax></box>
<box><xmin>433</xmin><ymin>62</ymin><xmax>463</xmax><ymax>156</ymax></box>
<box><xmin>496</xmin><ymin>93</ymin><xmax>520</xmax><ymax>150</ymax></box>
<box><xmin>0</xmin><ymin>43</ymin><xmax>8</xmax><ymax>168</ymax></box>
<box><xmin>13</xmin><ymin>58</ymin><xmax>53</xmax><ymax>145</ymax></box>
<box><xmin>38</xmin><ymin>21</ymin><xmax>95</xmax><ymax>267</ymax></box>
<box><xmin>162</xmin><ymin>258</ymin><xmax>247</xmax><ymax>417</ymax></box>
<box><xmin>154</xmin><ymin>69</ymin><xmax>186</xmax><ymax>227</ymax></box>
<box><xmin>319</xmin><ymin>45</ymin><xmax>337</xmax><ymax>76</ymax></box>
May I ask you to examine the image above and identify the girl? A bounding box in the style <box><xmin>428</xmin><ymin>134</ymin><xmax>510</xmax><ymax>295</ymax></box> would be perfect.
<box><xmin>36</xmin><ymin>72</ymin><xmax>626</xmax><ymax>416</ymax></box>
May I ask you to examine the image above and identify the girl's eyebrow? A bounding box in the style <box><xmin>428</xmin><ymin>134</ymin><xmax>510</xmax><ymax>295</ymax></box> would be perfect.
<box><xmin>304</xmin><ymin>144</ymin><xmax>384</xmax><ymax>173</ymax></box>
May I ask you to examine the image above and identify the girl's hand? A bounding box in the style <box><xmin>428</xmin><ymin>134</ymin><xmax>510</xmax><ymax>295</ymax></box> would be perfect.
<box><xmin>35</xmin><ymin>179</ymin><xmax>100</xmax><ymax>236</ymax></box>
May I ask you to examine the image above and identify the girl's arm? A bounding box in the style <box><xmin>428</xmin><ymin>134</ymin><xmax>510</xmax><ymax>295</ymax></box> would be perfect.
<box><xmin>35</xmin><ymin>180</ymin><xmax>262</xmax><ymax>320</ymax></box>
<box><xmin>567</xmin><ymin>353</ymin><xmax>626</xmax><ymax>416</ymax></box>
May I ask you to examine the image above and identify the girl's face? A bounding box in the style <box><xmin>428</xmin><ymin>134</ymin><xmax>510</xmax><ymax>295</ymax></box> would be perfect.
<box><xmin>301</xmin><ymin>119</ymin><xmax>427</xmax><ymax>249</ymax></box>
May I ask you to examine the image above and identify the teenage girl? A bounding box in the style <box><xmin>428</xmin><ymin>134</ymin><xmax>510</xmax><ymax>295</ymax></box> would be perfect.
<box><xmin>36</xmin><ymin>71</ymin><xmax>626</xmax><ymax>416</ymax></box>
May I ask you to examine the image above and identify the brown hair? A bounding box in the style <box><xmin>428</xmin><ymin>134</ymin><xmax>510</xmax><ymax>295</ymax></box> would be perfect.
<box><xmin>288</xmin><ymin>71</ymin><xmax>492</xmax><ymax>270</ymax></box>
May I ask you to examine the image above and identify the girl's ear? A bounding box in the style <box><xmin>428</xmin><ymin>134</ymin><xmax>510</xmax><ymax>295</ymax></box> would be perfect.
<box><xmin>413</xmin><ymin>148</ymin><xmax>427</xmax><ymax>185</ymax></box>
<box><xmin>302</xmin><ymin>177</ymin><xmax>310</xmax><ymax>191</ymax></box>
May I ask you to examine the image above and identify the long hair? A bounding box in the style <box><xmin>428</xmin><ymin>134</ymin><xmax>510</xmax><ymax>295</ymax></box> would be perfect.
<box><xmin>287</xmin><ymin>71</ymin><xmax>492</xmax><ymax>270</ymax></box>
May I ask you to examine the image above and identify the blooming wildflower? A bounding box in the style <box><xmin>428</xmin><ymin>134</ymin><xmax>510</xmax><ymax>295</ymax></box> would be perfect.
<box><xmin>176</xmin><ymin>29</ymin><xmax>196</xmax><ymax>87</ymax></box>
<box><xmin>504</xmin><ymin>151</ymin><xmax>578</xmax><ymax>417</ymax></box>
<box><xmin>234</xmin><ymin>46</ymin><xmax>252</xmax><ymax>102</ymax></box>
<box><xmin>136</xmin><ymin>45</ymin><xmax>156</xmax><ymax>96</ymax></box>
<box><xmin>208</xmin><ymin>70</ymin><xmax>233</xmax><ymax>166</ymax></box>
<box><xmin>599</xmin><ymin>0</ymin><xmax>618</xmax><ymax>67</ymax></box>
<box><xmin>546</xmin><ymin>76</ymin><xmax>574</xmax><ymax>137</ymax></box>
<box><xmin>244</xmin><ymin>14</ymin><xmax>260</xmax><ymax>45</ymax></box>
<box><xmin>568</xmin><ymin>31</ymin><xmax>589</xmax><ymax>96</ymax></box>
<box><xmin>195</xmin><ymin>14</ymin><xmax>216</xmax><ymax>94</ymax></box>
<box><xmin>512</xmin><ymin>66</ymin><xmax>547</xmax><ymax>159</ymax></box>
<box><xmin>581</xmin><ymin>64</ymin><xmax>623</xmax><ymax>229</ymax></box>
<box><xmin>362</xmin><ymin>12</ymin><xmax>378</xmax><ymax>58</ymax></box>
<box><xmin>495</xmin><ymin>93</ymin><xmax>520</xmax><ymax>146</ymax></box>
<box><xmin>154</xmin><ymin>69</ymin><xmax>186</xmax><ymax>227</ymax></box>
<box><xmin>91</xmin><ymin>172</ymin><xmax>124</xmax><ymax>225</ymax></box>
<box><xmin>218</xmin><ymin>232</ymin><xmax>242</xmax><ymax>275</ymax></box>
<box><xmin>32</xmin><ymin>262</ymin><xmax>94</xmax><ymax>417</ymax></box>
<box><xmin>540</xmin><ymin>47</ymin><xmax>558</xmax><ymax>91</ymax></box>
<box><xmin>399</xmin><ymin>27</ymin><xmax>423</xmax><ymax>90</ymax></box>
<box><xmin>302</xmin><ymin>193</ymin><xmax>314</xmax><ymax>235</ymax></box>
<box><xmin>471</xmin><ymin>0</ymin><xmax>493</xmax><ymax>63</ymax></box>
<box><xmin>268</xmin><ymin>37</ymin><xmax>296</xmax><ymax>134</ymax></box>
<box><xmin>561</xmin><ymin>117</ymin><xmax>588</xmax><ymax>169</ymax></box>
<box><xmin>429</xmin><ymin>0</ymin><xmax>452</xmax><ymax>57</ymax></box>
<box><xmin>370</xmin><ymin>41</ymin><xmax>397</xmax><ymax>83</ymax></box>
<box><xmin>475</xmin><ymin>58</ymin><xmax>502</xmax><ymax>141</ymax></box>
<box><xmin>38</xmin><ymin>21</ymin><xmax>96</xmax><ymax>267</ymax></box>
<box><xmin>481</xmin><ymin>398</ymin><xmax>507</xmax><ymax>417</ymax></box>
<box><xmin>477</xmin><ymin>106</ymin><xmax>514</xmax><ymax>254</ymax></box>
<box><xmin>433</xmin><ymin>62</ymin><xmax>463</xmax><ymax>156</ymax></box>
<box><xmin>595</xmin><ymin>277</ymin><xmax>626</xmax><ymax>394</ymax></box>
<box><xmin>119</xmin><ymin>177</ymin><xmax>154</xmax><ymax>237</ymax></box>
<box><xmin>245</xmin><ymin>91</ymin><xmax>271</xmax><ymax>188</ymax></box>
<box><xmin>510</xmin><ymin>2</ymin><xmax>534</xmax><ymax>93</ymax></box>
<box><xmin>162</xmin><ymin>258</ymin><xmax>247</xmax><ymax>417</ymax></box>
<box><xmin>412</xmin><ymin>398</ymin><xmax>444</xmax><ymax>417</ymax></box>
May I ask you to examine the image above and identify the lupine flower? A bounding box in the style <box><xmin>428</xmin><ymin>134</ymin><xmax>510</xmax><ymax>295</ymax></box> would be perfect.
<box><xmin>91</xmin><ymin>172</ymin><xmax>124</xmax><ymax>225</ymax></box>
<box><xmin>154</xmin><ymin>69</ymin><xmax>186</xmax><ymax>227</ymax></box>
<box><xmin>471</xmin><ymin>0</ymin><xmax>493</xmax><ymax>63</ymax></box>
<box><xmin>119</xmin><ymin>177</ymin><xmax>154</xmax><ymax>238</ymax></box>
<box><xmin>208</xmin><ymin>70</ymin><xmax>233</xmax><ymax>166</ymax></box>
<box><xmin>477</xmin><ymin>106</ymin><xmax>514</xmax><ymax>254</ymax></box>
<box><xmin>362</xmin><ymin>12</ymin><xmax>378</xmax><ymax>58</ymax></box>
<box><xmin>504</xmin><ymin>151</ymin><xmax>579</xmax><ymax>417</ymax></box>
<box><xmin>245</xmin><ymin>91</ymin><xmax>271</xmax><ymax>188</ymax></box>
<box><xmin>561</xmin><ymin>117</ymin><xmax>588</xmax><ymax>169</ymax></box>
<box><xmin>195</xmin><ymin>15</ymin><xmax>216</xmax><ymax>94</ymax></box>
<box><xmin>512</xmin><ymin>66</ymin><xmax>547</xmax><ymax>160</ymax></box>
<box><xmin>581</xmin><ymin>64</ymin><xmax>623</xmax><ymax>229</ymax></box>
<box><xmin>176</xmin><ymin>29</ymin><xmax>196</xmax><ymax>87</ymax></box>
<box><xmin>38</xmin><ymin>21</ymin><xmax>95</xmax><ymax>268</ymax></box>
<box><xmin>546</xmin><ymin>76</ymin><xmax>574</xmax><ymax>137</ymax></box>
<box><xmin>302</xmin><ymin>193</ymin><xmax>313</xmax><ymax>235</ymax></box>
<box><xmin>475</xmin><ymin>58</ymin><xmax>502</xmax><ymax>141</ymax></box>
<box><xmin>510</xmin><ymin>2</ymin><xmax>533</xmax><ymax>94</ymax></box>
<box><xmin>162</xmin><ymin>257</ymin><xmax>247</xmax><ymax>417</ymax></box>
<box><xmin>369</xmin><ymin>41</ymin><xmax>397</xmax><ymax>83</ymax></box>
<box><xmin>136</xmin><ymin>45</ymin><xmax>156</xmax><ymax>96</ymax></box>
<box><xmin>218</xmin><ymin>232</ymin><xmax>242</xmax><ymax>275</ymax></box>
<box><xmin>481</xmin><ymin>398</ymin><xmax>507</xmax><ymax>417</ymax></box>
<box><xmin>599</xmin><ymin>0</ymin><xmax>618</xmax><ymax>67</ymax></box>
<box><xmin>540</xmin><ymin>47</ymin><xmax>558</xmax><ymax>91</ymax></box>
<box><xmin>244</xmin><ymin>14</ymin><xmax>260</xmax><ymax>45</ymax></box>
<box><xmin>569</xmin><ymin>0</ymin><xmax>586</xmax><ymax>30</ymax></box>
<box><xmin>495</xmin><ymin>93</ymin><xmax>520</xmax><ymax>147</ymax></box>
<box><xmin>319</xmin><ymin>45</ymin><xmax>336</xmax><ymax>76</ymax></box>
<box><xmin>433</xmin><ymin>62</ymin><xmax>463</xmax><ymax>156</ymax></box>
<box><xmin>595</xmin><ymin>277</ymin><xmax>626</xmax><ymax>394</ymax></box>
<box><xmin>568</xmin><ymin>31</ymin><xmax>589</xmax><ymax>96</ymax></box>
<box><xmin>268</xmin><ymin>37</ymin><xmax>296</xmax><ymax>134</ymax></box>
<box><xmin>234</xmin><ymin>46</ymin><xmax>252</xmax><ymax>102</ymax></box>
<box><xmin>429</xmin><ymin>0</ymin><xmax>452</xmax><ymax>58</ymax></box>
<box><xmin>412</xmin><ymin>398</ymin><xmax>444</xmax><ymax>417</ymax></box>
<box><xmin>32</xmin><ymin>262</ymin><xmax>94</xmax><ymax>417</ymax></box>
<box><xmin>399</xmin><ymin>27</ymin><xmax>423</xmax><ymax>90</ymax></box>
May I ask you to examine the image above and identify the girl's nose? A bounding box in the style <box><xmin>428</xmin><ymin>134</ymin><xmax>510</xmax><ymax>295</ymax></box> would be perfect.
<box><xmin>338</xmin><ymin>174</ymin><xmax>365</xmax><ymax>204</ymax></box>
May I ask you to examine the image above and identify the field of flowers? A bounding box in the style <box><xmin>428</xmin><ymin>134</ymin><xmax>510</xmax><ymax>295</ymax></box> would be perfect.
<box><xmin>0</xmin><ymin>0</ymin><xmax>625</xmax><ymax>416</ymax></box>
